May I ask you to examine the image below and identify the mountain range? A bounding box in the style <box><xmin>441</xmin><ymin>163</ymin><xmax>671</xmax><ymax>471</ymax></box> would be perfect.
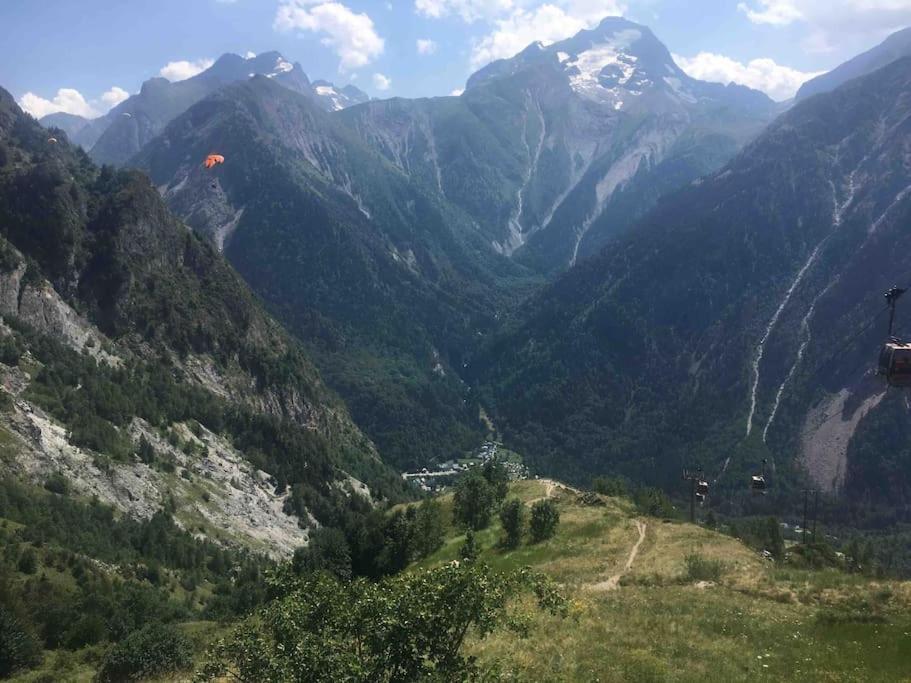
<box><xmin>343</xmin><ymin>17</ymin><xmax>778</xmax><ymax>273</ymax></box>
<box><xmin>24</xmin><ymin>18</ymin><xmax>911</xmax><ymax>517</ymax></box>
<box><xmin>119</xmin><ymin>17</ymin><xmax>789</xmax><ymax>474</ymax></box>
<box><xmin>41</xmin><ymin>51</ymin><xmax>368</xmax><ymax>166</ymax></box>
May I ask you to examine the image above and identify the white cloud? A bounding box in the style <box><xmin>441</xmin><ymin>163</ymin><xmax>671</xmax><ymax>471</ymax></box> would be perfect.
<box><xmin>674</xmin><ymin>51</ymin><xmax>824</xmax><ymax>101</ymax></box>
<box><xmin>373</xmin><ymin>72</ymin><xmax>392</xmax><ymax>90</ymax></box>
<box><xmin>274</xmin><ymin>1</ymin><xmax>384</xmax><ymax>71</ymax></box>
<box><xmin>100</xmin><ymin>86</ymin><xmax>130</xmax><ymax>108</ymax></box>
<box><xmin>159</xmin><ymin>58</ymin><xmax>215</xmax><ymax>81</ymax></box>
<box><xmin>469</xmin><ymin>1</ymin><xmax>625</xmax><ymax>69</ymax></box>
<box><xmin>737</xmin><ymin>0</ymin><xmax>911</xmax><ymax>52</ymax></box>
<box><xmin>737</xmin><ymin>0</ymin><xmax>803</xmax><ymax>25</ymax></box>
<box><xmin>244</xmin><ymin>51</ymin><xmax>258</xmax><ymax>59</ymax></box>
<box><xmin>19</xmin><ymin>88</ymin><xmax>98</xmax><ymax>119</ymax></box>
<box><xmin>450</xmin><ymin>88</ymin><xmax>465</xmax><ymax>96</ymax></box>
<box><xmin>417</xmin><ymin>38</ymin><xmax>438</xmax><ymax>55</ymax></box>
<box><xmin>18</xmin><ymin>84</ymin><xmax>133</xmax><ymax>119</ymax></box>
<box><xmin>415</xmin><ymin>0</ymin><xmax>514</xmax><ymax>22</ymax></box>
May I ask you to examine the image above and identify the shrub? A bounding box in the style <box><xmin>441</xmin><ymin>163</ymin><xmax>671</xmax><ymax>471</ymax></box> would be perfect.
<box><xmin>499</xmin><ymin>499</ymin><xmax>526</xmax><ymax>549</ymax></box>
<box><xmin>0</xmin><ymin>607</ymin><xmax>42</xmax><ymax>677</ymax></box>
<box><xmin>592</xmin><ymin>476</ymin><xmax>627</xmax><ymax>497</ymax></box>
<box><xmin>683</xmin><ymin>553</ymin><xmax>725</xmax><ymax>582</ymax></box>
<box><xmin>198</xmin><ymin>562</ymin><xmax>566</xmax><ymax>682</ymax></box>
<box><xmin>634</xmin><ymin>487</ymin><xmax>675</xmax><ymax>518</ymax></box>
<box><xmin>94</xmin><ymin>623</ymin><xmax>192</xmax><ymax>682</ymax></box>
<box><xmin>0</xmin><ymin>336</ymin><xmax>22</xmax><ymax>366</ymax></box>
<box><xmin>44</xmin><ymin>472</ymin><xmax>69</xmax><ymax>496</ymax></box>
<box><xmin>529</xmin><ymin>500</ymin><xmax>559</xmax><ymax>543</ymax></box>
<box><xmin>293</xmin><ymin>527</ymin><xmax>352</xmax><ymax>581</ymax></box>
<box><xmin>17</xmin><ymin>548</ymin><xmax>38</xmax><ymax>575</ymax></box>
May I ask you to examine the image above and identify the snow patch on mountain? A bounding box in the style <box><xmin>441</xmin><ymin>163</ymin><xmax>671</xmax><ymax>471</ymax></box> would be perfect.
<box><xmin>564</xmin><ymin>31</ymin><xmax>643</xmax><ymax>103</ymax></box>
<box><xmin>315</xmin><ymin>85</ymin><xmax>345</xmax><ymax>111</ymax></box>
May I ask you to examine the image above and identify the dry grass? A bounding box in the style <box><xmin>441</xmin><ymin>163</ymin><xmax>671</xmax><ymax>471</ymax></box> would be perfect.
<box><xmin>415</xmin><ymin>480</ymin><xmax>911</xmax><ymax>682</ymax></box>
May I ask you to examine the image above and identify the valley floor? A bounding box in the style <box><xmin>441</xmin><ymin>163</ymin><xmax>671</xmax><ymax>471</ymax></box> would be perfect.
<box><xmin>417</xmin><ymin>480</ymin><xmax>911</xmax><ymax>682</ymax></box>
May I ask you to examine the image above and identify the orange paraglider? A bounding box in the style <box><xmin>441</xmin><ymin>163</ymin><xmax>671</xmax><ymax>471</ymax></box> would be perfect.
<box><xmin>204</xmin><ymin>154</ymin><xmax>225</xmax><ymax>169</ymax></box>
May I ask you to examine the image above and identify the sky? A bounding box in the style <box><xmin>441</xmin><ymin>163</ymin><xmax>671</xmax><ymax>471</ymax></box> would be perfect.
<box><xmin>2</xmin><ymin>0</ymin><xmax>910</xmax><ymax>119</ymax></box>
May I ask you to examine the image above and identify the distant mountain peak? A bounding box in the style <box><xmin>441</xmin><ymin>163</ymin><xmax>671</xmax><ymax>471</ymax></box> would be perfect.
<box><xmin>312</xmin><ymin>79</ymin><xmax>369</xmax><ymax>111</ymax></box>
<box><xmin>466</xmin><ymin>17</ymin><xmax>771</xmax><ymax>112</ymax></box>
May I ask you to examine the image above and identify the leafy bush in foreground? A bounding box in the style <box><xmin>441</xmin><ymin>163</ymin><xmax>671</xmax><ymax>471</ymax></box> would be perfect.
<box><xmin>198</xmin><ymin>562</ymin><xmax>566</xmax><ymax>682</ymax></box>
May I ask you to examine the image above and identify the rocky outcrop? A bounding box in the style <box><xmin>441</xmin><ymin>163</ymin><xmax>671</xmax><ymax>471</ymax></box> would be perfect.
<box><xmin>0</xmin><ymin>263</ymin><xmax>116</xmax><ymax>363</ymax></box>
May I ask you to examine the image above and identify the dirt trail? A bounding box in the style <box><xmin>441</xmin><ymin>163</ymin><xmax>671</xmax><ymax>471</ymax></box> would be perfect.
<box><xmin>528</xmin><ymin>479</ymin><xmax>578</xmax><ymax>504</ymax></box>
<box><xmin>589</xmin><ymin>519</ymin><xmax>647</xmax><ymax>592</ymax></box>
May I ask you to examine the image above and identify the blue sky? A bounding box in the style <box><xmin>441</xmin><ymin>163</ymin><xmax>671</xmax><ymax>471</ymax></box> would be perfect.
<box><xmin>3</xmin><ymin>0</ymin><xmax>910</xmax><ymax>118</ymax></box>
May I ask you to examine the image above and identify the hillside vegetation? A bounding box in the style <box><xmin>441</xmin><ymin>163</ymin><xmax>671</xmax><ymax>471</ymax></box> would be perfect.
<box><xmin>414</xmin><ymin>479</ymin><xmax>911</xmax><ymax>681</ymax></box>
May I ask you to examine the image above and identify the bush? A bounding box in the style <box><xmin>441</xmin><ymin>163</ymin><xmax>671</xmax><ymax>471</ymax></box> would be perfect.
<box><xmin>499</xmin><ymin>499</ymin><xmax>526</xmax><ymax>549</ymax></box>
<box><xmin>17</xmin><ymin>548</ymin><xmax>37</xmax><ymax>575</ymax></box>
<box><xmin>634</xmin><ymin>487</ymin><xmax>675</xmax><ymax>518</ymax></box>
<box><xmin>293</xmin><ymin>527</ymin><xmax>352</xmax><ymax>580</ymax></box>
<box><xmin>94</xmin><ymin>623</ymin><xmax>192</xmax><ymax>682</ymax></box>
<box><xmin>529</xmin><ymin>500</ymin><xmax>559</xmax><ymax>543</ymax></box>
<box><xmin>592</xmin><ymin>476</ymin><xmax>627</xmax><ymax>497</ymax></box>
<box><xmin>0</xmin><ymin>336</ymin><xmax>22</xmax><ymax>366</ymax></box>
<box><xmin>683</xmin><ymin>553</ymin><xmax>725</xmax><ymax>582</ymax></box>
<box><xmin>199</xmin><ymin>562</ymin><xmax>566</xmax><ymax>682</ymax></box>
<box><xmin>0</xmin><ymin>607</ymin><xmax>42</xmax><ymax>677</ymax></box>
<box><xmin>44</xmin><ymin>472</ymin><xmax>69</xmax><ymax>496</ymax></box>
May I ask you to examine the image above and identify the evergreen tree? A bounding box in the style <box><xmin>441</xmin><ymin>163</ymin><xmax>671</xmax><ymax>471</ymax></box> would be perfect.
<box><xmin>411</xmin><ymin>499</ymin><xmax>445</xmax><ymax>559</ymax></box>
<box><xmin>482</xmin><ymin>460</ymin><xmax>510</xmax><ymax>502</ymax></box>
<box><xmin>460</xmin><ymin>530</ymin><xmax>480</xmax><ymax>563</ymax></box>
<box><xmin>499</xmin><ymin>499</ymin><xmax>526</xmax><ymax>549</ymax></box>
<box><xmin>529</xmin><ymin>500</ymin><xmax>560</xmax><ymax>543</ymax></box>
<box><xmin>453</xmin><ymin>474</ymin><xmax>496</xmax><ymax>531</ymax></box>
<box><xmin>765</xmin><ymin>517</ymin><xmax>785</xmax><ymax>560</ymax></box>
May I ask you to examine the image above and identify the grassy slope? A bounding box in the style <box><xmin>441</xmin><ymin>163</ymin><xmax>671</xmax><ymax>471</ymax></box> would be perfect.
<box><xmin>415</xmin><ymin>480</ymin><xmax>911</xmax><ymax>682</ymax></box>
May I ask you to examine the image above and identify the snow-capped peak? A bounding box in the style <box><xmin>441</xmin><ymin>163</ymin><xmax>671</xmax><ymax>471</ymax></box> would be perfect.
<box><xmin>267</xmin><ymin>58</ymin><xmax>295</xmax><ymax>79</ymax></box>
<box><xmin>559</xmin><ymin>29</ymin><xmax>649</xmax><ymax>107</ymax></box>
<box><xmin>315</xmin><ymin>85</ymin><xmax>344</xmax><ymax>111</ymax></box>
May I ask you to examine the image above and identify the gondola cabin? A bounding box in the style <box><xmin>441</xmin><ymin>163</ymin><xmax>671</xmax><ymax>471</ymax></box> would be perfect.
<box><xmin>751</xmin><ymin>475</ymin><xmax>767</xmax><ymax>493</ymax></box>
<box><xmin>878</xmin><ymin>341</ymin><xmax>911</xmax><ymax>387</ymax></box>
<box><xmin>696</xmin><ymin>480</ymin><xmax>709</xmax><ymax>496</ymax></box>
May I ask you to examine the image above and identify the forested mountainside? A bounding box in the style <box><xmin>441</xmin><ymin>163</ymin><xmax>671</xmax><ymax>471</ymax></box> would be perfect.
<box><xmin>476</xmin><ymin>58</ymin><xmax>911</xmax><ymax>519</ymax></box>
<box><xmin>44</xmin><ymin>52</ymin><xmax>367</xmax><ymax>166</ymax></box>
<box><xmin>796</xmin><ymin>26</ymin><xmax>911</xmax><ymax>101</ymax></box>
<box><xmin>0</xmin><ymin>85</ymin><xmax>407</xmax><ymax>556</ymax></box>
<box><xmin>134</xmin><ymin>75</ymin><xmax>535</xmax><ymax>470</ymax></box>
<box><xmin>340</xmin><ymin>17</ymin><xmax>777</xmax><ymax>273</ymax></box>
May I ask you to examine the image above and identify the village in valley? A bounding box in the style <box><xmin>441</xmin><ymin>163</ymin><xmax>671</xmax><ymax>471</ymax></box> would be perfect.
<box><xmin>402</xmin><ymin>440</ymin><xmax>530</xmax><ymax>492</ymax></box>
